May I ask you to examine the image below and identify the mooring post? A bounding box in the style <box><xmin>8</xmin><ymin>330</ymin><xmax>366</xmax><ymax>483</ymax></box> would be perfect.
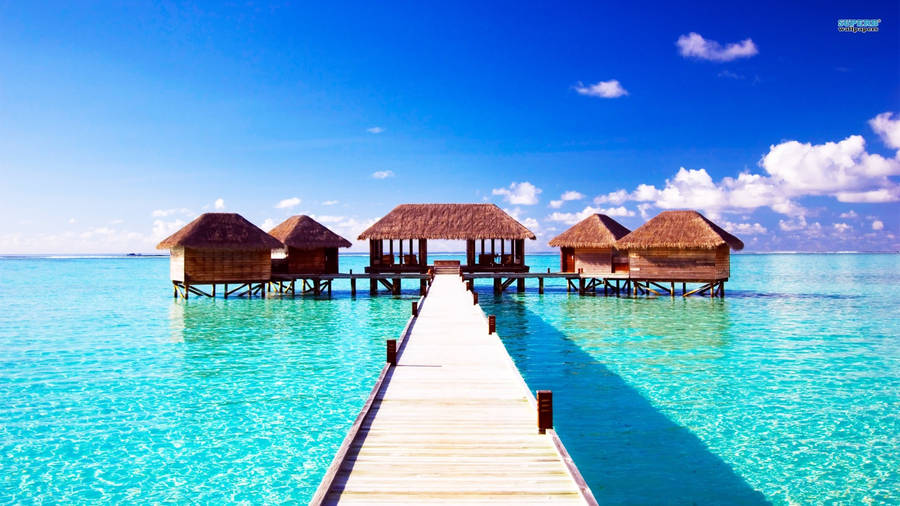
<box><xmin>412</xmin><ymin>301</ymin><xmax>418</xmax><ymax>317</ymax></box>
<box><xmin>350</xmin><ymin>277</ymin><xmax>356</xmax><ymax>296</ymax></box>
<box><xmin>537</xmin><ymin>390</ymin><xmax>553</xmax><ymax>434</ymax></box>
<box><xmin>386</xmin><ymin>339</ymin><xmax>397</xmax><ymax>365</ymax></box>
<box><xmin>473</xmin><ymin>292</ymin><xmax>478</xmax><ymax>305</ymax></box>
<box><xmin>488</xmin><ymin>315</ymin><xmax>496</xmax><ymax>334</ymax></box>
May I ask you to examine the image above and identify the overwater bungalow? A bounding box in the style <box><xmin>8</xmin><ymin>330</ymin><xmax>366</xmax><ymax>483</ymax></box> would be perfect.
<box><xmin>616</xmin><ymin>210</ymin><xmax>743</xmax><ymax>296</ymax></box>
<box><xmin>358</xmin><ymin>203</ymin><xmax>536</xmax><ymax>273</ymax></box>
<box><xmin>156</xmin><ymin>213</ymin><xmax>284</xmax><ymax>298</ymax></box>
<box><xmin>268</xmin><ymin>215</ymin><xmax>351</xmax><ymax>275</ymax></box>
<box><xmin>548</xmin><ymin>214</ymin><xmax>631</xmax><ymax>274</ymax></box>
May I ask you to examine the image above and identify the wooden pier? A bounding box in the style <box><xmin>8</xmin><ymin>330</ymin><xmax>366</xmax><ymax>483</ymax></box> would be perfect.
<box><xmin>312</xmin><ymin>272</ymin><xmax>596</xmax><ymax>504</ymax></box>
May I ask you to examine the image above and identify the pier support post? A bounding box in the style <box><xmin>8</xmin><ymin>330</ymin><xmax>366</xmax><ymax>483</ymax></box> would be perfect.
<box><xmin>350</xmin><ymin>277</ymin><xmax>356</xmax><ymax>296</ymax></box>
<box><xmin>370</xmin><ymin>278</ymin><xmax>377</xmax><ymax>295</ymax></box>
<box><xmin>537</xmin><ymin>390</ymin><xmax>553</xmax><ymax>434</ymax></box>
<box><xmin>420</xmin><ymin>279</ymin><xmax>427</xmax><ymax>295</ymax></box>
<box><xmin>392</xmin><ymin>278</ymin><xmax>401</xmax><ymax>295</ymax></box>
<box><xmin>493</xmin><ymin>278</ymin><xmax>501</xmax><ymax>294</ymax></box>
<box><xmin>517</xmin><ymin>278</ymin><xmax>525</xmax><ymax>293</ymax></box>
<box><xmin>488</xmin><ymin>315</ymin><xmax>495</xmax><ymax>334</ymax></box>
<box><xmin>386</xmin><ymin>339</ymin><xmax>397</xmax><ymax>366</ymax></box>
<box><xmin>539</xmin><ymin>277</ymin><xmax>544</xmax><ymax>294</ymax></box>
<box><xmin>412</xmin><ymin>301</ymin><xmax>418</xmax><ymax>317</ymax></box>
<box><xmin>578</xmin><ymin>278</ymin><xmax>585</xmax><ymax>295</ymax></box>
<box><xmin>473</xmin><ymin>292</ymin><xmax>478</xmax><ymax>305</ymax></box>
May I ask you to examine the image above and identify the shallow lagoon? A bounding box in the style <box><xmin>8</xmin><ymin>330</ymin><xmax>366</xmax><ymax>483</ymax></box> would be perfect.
<box><xmin>0</xmin><ymin>254</ymin><xmax>897</xmax><ymax>503</ymax></box>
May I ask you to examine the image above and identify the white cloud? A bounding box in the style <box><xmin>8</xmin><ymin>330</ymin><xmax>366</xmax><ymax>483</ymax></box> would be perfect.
<box><xmin>676</xmin><ymin>32</ymin><xmax>758</xmax><ymax>62</ymax></box>
<box><xmin>372</xmin><ymin>170</ymin><xmax>395</xmax><ymax>179</ymax></box>
<box><xmin>214</xmin><ymin>198</ymin><xmax>225</xmax><ymax>210</ymax></box>
<box><xmin>722</xmin><ymin>221</ymin><xmax>767</xmax><ymax>235</ymax></box>
<box><xmin>717</xmin><ymin>70</ymin><xmax>745</xmax><ymax>79</ymax></box>
<box><xmin>760</xmin><ymin>135</ymin><xmax>900</xmax><ymax>198</ymax></box>
<box><xmin>590</xmin><ymin>113</ymin><xmax>900</xmax><ymax>221</ymax></box>
<box><xmin>548</xmin><ymin>190</ymin><xmax>585</xmax><ymax>208</ymax></box>
<box><xmin>637</xmin><ymin>203</ymin><xmax>653</xmax><ymax>219</ymax></box>
<box><xmin>322</xmin><ymin>200</ymin><xmax>339</xmax><ymax>206</ymax></box>
<box><xmin>152</xmin><ymin>219</ymin><xmax>187</xmax><ymax>240</ymax></box>
<box><xmin>367</xmin><ymin>126</ymin><xmax>385</xmax><ymax>134</ymax></box>
<box><xmin>492</xmin><ymin>181</ymin><xmax>542</xmax><ymax>205</ymax></box>
<box><xmin>574</xmin><ymin>80</ymin><xmax>628</xmax><ymax>98</ymax></box>
<box><xmin>833</xmin><ymin>222</ymin><xmax>852</xmax><ymax>234</ymax></box>
<box><xmin>872</xmin><ymin>220</ymin><xmax>884</xmax><ymax>230</ymax></box>
<box><xmin>548</xmin><ymin>205</ymin><xmax>634</xmax><ymax>225</ymax></box>
<box><xmin>260</xmin><ymin>218</ymin><xmax>276</xmax><ymax>231</ymax></box>
<box><xmin>839</xmin><ymin>210</ymin><xmax>859</xmax><ymax>219</ymax></box>
<box><xmin>869</xmin><ymin>112</ymin><xmax>900</xmax><ymax>149</ymax></box>
<box><xmin>68</xmin><ymin>218</ymin><xmax>76</xmax><ymax>224</ymax></box>
<box><xmin>275</xmin><ymin>197</ymin><xmax>301</xmax><ymax>209</ymax></box>
<box><xmin>151</xmin><ymin>208</ymin><xmax>191</xmax><ymax>218</ymax></box>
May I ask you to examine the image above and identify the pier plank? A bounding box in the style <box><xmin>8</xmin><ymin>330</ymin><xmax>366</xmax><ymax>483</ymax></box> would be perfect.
<box><xmin>313</xmin><ymin>274</ymin><xmax>595</xmax><ymax>505</ymax></box>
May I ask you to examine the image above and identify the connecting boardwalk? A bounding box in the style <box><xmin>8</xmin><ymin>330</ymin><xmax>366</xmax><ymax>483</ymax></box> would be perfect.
<box><xmin>312</xmin><ymin>273</ymin><xmax>596</xmax><ymax>505</ymax></box>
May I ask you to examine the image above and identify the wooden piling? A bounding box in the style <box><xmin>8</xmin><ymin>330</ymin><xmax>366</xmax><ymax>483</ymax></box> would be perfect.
<box><xmin>488</xmin><ymin>314</ymin><xmax>496</xmax><ymax>334</ymax></box>
<box><xmin>412</xmin><ymin>301</ymin><xmax>418</xmax><ymax>317</ymax></box>
<box><xmin>537</xmin><ymin>390</ymin><xmax>553</xmax><ymax>434</ymax></box>
<box><xmin>386</xmin><ymin>339</ymin><xmax>397</xmax><ymax>365</ymax></box>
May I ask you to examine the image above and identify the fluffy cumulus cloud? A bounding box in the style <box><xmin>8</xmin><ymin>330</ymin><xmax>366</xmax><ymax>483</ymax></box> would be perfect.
<box><xmin>676</xmin><ymin>32</ymin><xmax>758</xmax><ymax>62</ymax></box>
<box><xmin>372</xmin><ymin>170</ymin><xmax>395</xmax><ymax>179</ymax></box>
<box><xmin>869</xmin><ymin>112</ymin><xmax>900</xmax><ymax>149</ymax></box>
<box><xmin>722</xmin><ymin>221</ymin><xmax>768</xmax><ymax>235</ymax></box>
<box><xmin>275</xmin><ymin>197</ymin><xmax>301</xmax><ymax>209</ymax></box>
<box><xmin>549</xmin><ymin>190</ymin><xmax>585</xmax><ymax>208</ymax></box>
<box><xmin>151</xmin><ymin>208</ymin><xmax>191</xmax><ymax>218</ymax></box>
<box><xmin>840</xmin><ymin>210</ymin><xmax>859</xmax><ymax>219</ymax></box>
<box><xmin>574</xmin><ymin>80</ymin><xmax>628</xmax><ymax>98</ymax></box>
<box><xmin>214</xmin><ymin>198</ymin><xmax>225</xmax><ymax>210</ymax></box>
<box><xmin>492</xmin><ymin>181</ymin><xmax>542</xmax><ymax>205</ymax></box>
<box><xmin>548</xmin><ymin>205</ymin><xmax>634</xmax><ymax>225</ymax></box>
<box><xmin>322</xmin><ymin>200</ymin><xmax>339</xmax><ymax>206</ymax></box>
<box><xmin>260</xmin><ymin>218</ymin><xmax>276</xmax><ymax>231</ymax></box>
<box><xmin>589</xmin><ymin>112</ymin><xmax>900</xmax><ymax>228</ymax></box>
<box><xmin>872</xmin><ymin>220</ymin><xmax>884</xmax><ymax>230</ymax></box>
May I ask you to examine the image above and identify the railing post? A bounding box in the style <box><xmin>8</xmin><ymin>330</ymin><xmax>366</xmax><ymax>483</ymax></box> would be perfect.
<box><xmin>488</xmin><ymin>315</ymin><xmax>496</xmax><ymax>334</ymax></box>
<box><xmin>472</xmin><ymin>292</ymin><xmax>478</xmax><ymax>305</ymax></box>
<box><xmin>537</xmin><ymin>390</ymin><xmax>553</xmax><ymax>434</ymax></box>
<box><xmin>386</xmin><ymin>339</ymin><xmax>397</xmax><ymax>365</ymax></box>
<box><xmin>411</xmin><ymin>301</ymin><xmax>418</xmax><ymax>317</ymax></box>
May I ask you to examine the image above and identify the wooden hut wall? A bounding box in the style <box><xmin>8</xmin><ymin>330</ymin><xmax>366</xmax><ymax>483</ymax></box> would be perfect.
<box><xmin>573</xmin><ymin>247</ymin><xmax>613</xmax><ymax>274</ymax></box>
<box><xmin>179</xmin><ymin>248</ymin><xmax>272</xmax><ymax>283</ymax></box>
<box><xmin>560</xmin><ymin>247</ymin><xmax>575</xmax><ymax>272</ymax></box>
<box><xmin>286</xmin><ymin>246</ymin><xmax>332</xmax><ymax>274</ymax></box>
<box><xmin>627</xmin><ymin>244</ymin><xmax>730</xmax><ymax>281</ymax></box>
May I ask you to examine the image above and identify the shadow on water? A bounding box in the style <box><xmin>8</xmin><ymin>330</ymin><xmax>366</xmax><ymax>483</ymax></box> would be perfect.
<box><xmin>488</xmin><ymin>295</ymin><xmax>768</xmax><ymax>505</ymax></box>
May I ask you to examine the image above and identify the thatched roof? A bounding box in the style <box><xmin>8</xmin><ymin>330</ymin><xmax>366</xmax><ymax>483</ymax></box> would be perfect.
<box><xmin>548</xmin><ymin>214</ymin><xmax>631</xmax><ymax>248</ymax></box>
<box><xmin>616</xmin><ymin>210</ymin><xmax>744</xmax><ymax>250</ymax></box>
<box><xmin>358</xmin><ymin>204</ymin><xmax>536</xmax><ymax>240</ymax></box>
<box><xmin>268</xmin><ymin>215</ymin><xmax>352</xmax><ymax>249</ymax></box>
<box><xmin>156</xmin><ymin>213</ymin><xmax>284</xmax><ymax>251</ymax></box>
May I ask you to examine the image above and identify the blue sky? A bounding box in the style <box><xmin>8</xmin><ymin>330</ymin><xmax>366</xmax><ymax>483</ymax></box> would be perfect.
<box><xmin>1</xmin><ymin>1</ymin><xmax>898</xmax><ymax>253</ymax></box>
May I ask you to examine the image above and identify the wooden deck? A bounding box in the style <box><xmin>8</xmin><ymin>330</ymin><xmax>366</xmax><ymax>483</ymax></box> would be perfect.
<box><xmin>312</xmin><ymin>274</ymin><xmax>596</xmax><ymax>505</ymax></box>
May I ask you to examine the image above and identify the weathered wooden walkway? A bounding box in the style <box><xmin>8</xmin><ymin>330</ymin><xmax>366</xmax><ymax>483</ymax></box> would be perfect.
<box><xmin>312</xmin><ymin>273</ymin><xmax>596</xmax><ymax>504</ymax></box>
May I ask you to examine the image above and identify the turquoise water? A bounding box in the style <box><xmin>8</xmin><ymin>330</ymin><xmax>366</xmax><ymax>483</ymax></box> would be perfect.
<box><xmin>1</xmin><ymin>254</ymin><xmax>898</xmax><ymax>503</ymax></box>
<box><xmin>480</xmin><ymin>254</ymin><xmax>900</xmax><ymax>505</ymax></box>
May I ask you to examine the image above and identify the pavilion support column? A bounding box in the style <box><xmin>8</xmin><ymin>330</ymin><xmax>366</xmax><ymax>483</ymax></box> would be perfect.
<box><xmin>419</xmin><ymin>239</ymin><xmax>428</xmax><ymax>267</ymax></box>
<box><xmin>399</xmin><ymin>240</ymin><xmax>403</xmax><ymax>266</ymax></box>
<box><xmin>466</xmin><ymin>240</ymin><xmax>475</xmax><ymax>268</ymax></box>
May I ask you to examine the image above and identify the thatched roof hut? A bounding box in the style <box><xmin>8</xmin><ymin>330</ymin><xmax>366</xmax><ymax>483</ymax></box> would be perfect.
<box><xmin>157</xmin><ymin>213</ymin><xmax>284</xmax><ymax>251</ymax></box>
<box><xmin>269</xmin><ymin>215</ymin><xmax>351</xmax><ymax>249</ymax></box>
<box><xmin>549</xmin><ymin>214</ymin><xmax>631</xmax><ymax>274</ymax></box>
<box><xmin>359</xmin><ymin>204</ymin><xmax>535</xmax><ymax>273</ymax></box>
<box><xmin>616</xmin><ymin>210</ymin><xmax>743</xmax><ymax>251</ymax></box>
<box><xmin>268</xmin><ymin>215</ymin><xmax>351</xmax><ymax>274</ymax></box>
<box><xmin>156</xmin><ymin>213</ymin><xmax>283</xmax><ymax>284</ymax></box>
<box><xmin>358</xmin><ymin>204</ymin><xmax>535</xmax><ymax>240</ymax></box>
<box><xmin>549</xmin><ymin>214</ymin><xmax>631</xmax><ymax>249</ymax></box>
<box><xmin>616</xmin><ymin>210</ymin><xmax>743</xmax><ymax>282</ymax></box>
